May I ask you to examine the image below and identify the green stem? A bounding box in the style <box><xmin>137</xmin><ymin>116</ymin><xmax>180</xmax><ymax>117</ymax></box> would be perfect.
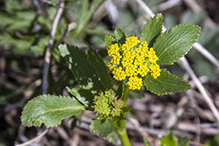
<box><xmin>122</xmin><ymin>84</ymin><xmax>130</xmax><ymax>107</ymax></box>
<box><xmin>114</xmin><ymin>84</ymin><xmax>131</xmax><ymax>146</ymax></box>
<box><xmin>115</xmin><ymin>122</ymin><xmax>131</xmax><ymax>146</ymax></box>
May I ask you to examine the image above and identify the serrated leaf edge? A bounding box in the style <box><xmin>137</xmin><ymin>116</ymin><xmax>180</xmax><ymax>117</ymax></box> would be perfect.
<box><xmin>145</xmin><ymin>69</ymin><xmax>191</xmax><ymax>95</ymax></box>
<box><xmin>114</xmin><ymin>26</ymin><xmax>127</xmax><ymax>36</ymax></box>
<box><xmin>154</xmin><ymin>24</ymin><xmax>201</xmax><ymax>65</ymax></box>
<box><xmin>140</xmin><ymin>13</ymin><xmax>163</xmax><ymax>42</ymax></box>
<box><xmin>89</xmin><ymin>118</ymin><xmax>114</xmax><ymax>137</ymax></box>
<box><xmin>105</xmin><ymin>34</ymin><xmax>117</xmax><ymax>50</ymax></box>
<box><xmin>21</xmin><ymin>94</ymin><xmax>84</xmax><ymax>127</ymax></box>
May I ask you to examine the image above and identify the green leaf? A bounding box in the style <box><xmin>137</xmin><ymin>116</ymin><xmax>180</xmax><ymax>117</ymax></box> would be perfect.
<box><xmin>90</xmin><ymin>118</ymin><xmax>114</xmax><ymax>137</ymax></box>
<box><xmin>21</xmin><ymin>95</ymin><xmax>85</xmax><ymax>128</ymax></box>
<box><xmin>0</xmin><ymin>34</ymin><xmax>34</xmax><ymax>55</ymax></box>
<box><xmin>160</xmin><ymin>133</ymin><xmax>178</xmax><ymax>146</ymax></box>
<box><xmin>178</xmin><ymin>137</ymin><xmax>189</xmax><ymax>146</ymax></box>
<box><xmin>5</xmin><ymin>0</ymin><xmax>23</xmax><ymax>12</ymax></box>
<box><xmin>0</xmin><ymin>11</ymin><xmax>35</xmax><ymax>33</ymax></box>
<box><xmin>206</xmin><ymin>134</ymin><xmax>219</xmax><ymax>146</ymax></box>
<box><xmin>107</xmin><ymin>132</ymin><xmax>119</xmax><ymax>144</ymax></box>
<box><xmin>87</xmin><ymin>44</ymin><xmax>112</xmax><ymax>89</ymax></box>
<box><xmin>143</xmin><ymin>137</ymin><xmax>149</xmax><ymax>146</ymax></box>
<box><xmin>115</xmin><ymin>27</ymin><xmax>127</xmax><ymax>45</ymax></box>
<box><xmin>141</xmin><ymin>13</ymin><xmax>163</xmax><ymax>47</ymax></box>
<box><xmin>153</xmin><ymin>24</ymin><xmax>201</xmax><ymax>65</ymax></box>
<box><xmin>105</xmin><ymin>34</ymin><xmax>117</xmax><ymax>50</ymax></box>
<box><xmin>59</xmin><ymin>44</ymin><xmax>110</xmax><ymax>91</ymax></box>
<box><xmin>144</xmin><ymin>69</ymin><xmax>190</xmax><ymax>95</ymax></box>
<box><xmin>66</xmin><ymin>87</ymin><xmax>94</xmax><ymax>109</ymax></box>
<box><xmin>121</xmin><ymin>107</ymin><xmax>132</xmax><ymax>113</ymax></box>
<box><xmin>116</xmin><ymin>82</ymin><xmax>123</xmax><ymax>99</ymax></box>
<box><xmin>72</xmin><ymin>0</ymin><xmax>104</xmax><ymax>36</ymax></box>
<box><xmin>30</xmin><ymin>37</ymin><xmax>49</xmax><ymax>57</ymax></box>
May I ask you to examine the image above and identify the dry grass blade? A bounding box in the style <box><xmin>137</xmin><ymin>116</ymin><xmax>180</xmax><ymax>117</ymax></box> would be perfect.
<box><xmin>42</xmin><ymin>0</ymin><xmax>65</xmax><ymax>94</ymax></box>
<box><xmin>15</xmin><ymin>129</ymin><xmax>48</xmax><ymax>146</ymax></box>
<box><xmin>178</xmin><ymin>57</ymin><xmax>219</xmax><ymax>122</ymax></box>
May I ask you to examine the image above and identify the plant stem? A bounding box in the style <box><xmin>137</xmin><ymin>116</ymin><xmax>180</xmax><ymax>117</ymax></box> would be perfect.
<box><xmin>116</xmin><ymin>122</ymin><xmax>131</xmax><ymax>146</ymax></box>
<box><xmin>115</xmin><ymin>85</ymin><xmax>131</xmax><ymax>146</ymax></box>
<box><xmin>122</xmin><ymin>84</ymin><xmax>130</xmax><ymax>107</ymax></box>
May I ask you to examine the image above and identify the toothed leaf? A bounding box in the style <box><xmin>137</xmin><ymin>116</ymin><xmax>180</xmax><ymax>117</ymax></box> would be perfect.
<box><xmin>90</xmin><ymin>118</ymin><xmax>114</xmax><ymax>137</ymax></box>
<box><xmin>87</xmin><ymin>44</ymin><xmax>112</xmax><ymax>89</ymax></box>
<box><xmin>59</xmin><ymin>44</ymin><xmax>111</xmax><ymax>91</ymax></box>
<box><xmin>21</xmin><ymin>94</ymin><xmax>85</xmax><ymax>128</ymax></box>
<box><xmin>105</xmin><ymin>34</ymin><xmax>117</xmax><ymax>50</ymax></box>
<box><xmin>153</xmin><ymin>24</ymin><xmax>201</xmax><ymax>65</ymax></box>
<box><xmin>144</xmin><ymin>69</ymin><xmax>191</xmax><ymax>95</ymax></box>
<box><xmin>115</xmin><ymin>27</ymin><xmax>127</xmax><ymax>45</ymax></box>
<box><xmin>67</xmin><ymin>87</ymin><xmax>94</xmax><ymax>109</ymax></box>
<box><xmin>141</xmin><ymin>13</ymin><xmax>163</xmax><ymax>47</ymax></box>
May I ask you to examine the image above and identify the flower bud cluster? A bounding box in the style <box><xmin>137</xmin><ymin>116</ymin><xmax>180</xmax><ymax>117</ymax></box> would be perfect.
<box><xmin>94</xmin><ymin>90</ymin><xmax>124</xmax><ymax>118</ymax></box>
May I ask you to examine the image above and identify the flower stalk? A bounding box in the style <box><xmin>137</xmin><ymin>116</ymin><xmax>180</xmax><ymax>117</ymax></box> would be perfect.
<box><xmin>113</xmin><ymin>85</ymin><xmax>131</xmax><ymax>146</ymax></box>
<box><xmin>114</xmin><ymin>123</ymin><xmax>131</xmax><ymax>146</ymax></box>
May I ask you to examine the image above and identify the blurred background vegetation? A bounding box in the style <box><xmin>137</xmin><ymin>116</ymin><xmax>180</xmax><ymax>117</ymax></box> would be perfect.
<box><xmin>0</xmin><ymin>0</ymin><xmax>219</xmax><ymax>145</ymax></box>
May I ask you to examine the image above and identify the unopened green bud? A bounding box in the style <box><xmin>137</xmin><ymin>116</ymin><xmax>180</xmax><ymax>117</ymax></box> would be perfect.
<box><xmin>93</xmin><ymin>89</ymin><xmax>124</xmax><ymax>118</ymax></box>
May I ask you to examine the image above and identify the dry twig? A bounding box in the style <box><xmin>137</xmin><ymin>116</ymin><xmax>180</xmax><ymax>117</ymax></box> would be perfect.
<box><xmin>42</xmin><ymin>0</ymin><xmax>65</xmax><ymax>94</ymax></box>
<box><xmin>15</xmin><ymin>129</ymin><xmax>48</xmax><ymax>146</ymax></box>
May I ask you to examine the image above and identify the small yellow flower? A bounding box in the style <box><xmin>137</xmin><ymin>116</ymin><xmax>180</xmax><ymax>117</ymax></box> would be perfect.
<box><xmin>148</xmin><ymin>48</ymin><xmax>158</xmax><ymax>64</ymax></box>
<box><xmin>127</xmin><ymin>76</ymin><xmax>142</xmax><ymax>90</ymax></box>
<box><xmin>108</xmin><ymin>43</ymin><xmax>119</xmax><ymax>56</ymax></box>
<box><xmin>125</xmin><ymin>64</ymin><xmax>137</xmax><ymax>77</ymax></box>
<box><xmin>125</xmin><ymin>36</ymin><xmax>140</xmax><ymax>48</ymax></box>
<box><xmin>149</xmin><ymin>64</ymin><xmax>161</xmax><ymax>79</ymax></box>
<box><xmin>137</xmin><ymin>63</ymin><xmax>149</xmax><ymax>77</ymax></box>
<box><xmin>107</xmin><ymin>36</ymin><xmax>161</xmax><ymax>90</ymax></box>
<box><xmin>112</xmin><ymin>67</ymin><xmax>126</xmax><ymax>81</ymax></box>
<box><xmin>107</xmin><ymin>52</ymin><xmax>122</xmax><ymax>69</ymax></box>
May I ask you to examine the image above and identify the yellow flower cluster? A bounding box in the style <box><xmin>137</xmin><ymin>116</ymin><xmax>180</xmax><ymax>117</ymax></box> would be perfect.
<box><xmin>107</xmin><ymin>36</ymin><xmax>161</xmax><ymax>90</ymax></box>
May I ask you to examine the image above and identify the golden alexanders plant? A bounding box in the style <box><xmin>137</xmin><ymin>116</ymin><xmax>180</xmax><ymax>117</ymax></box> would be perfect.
<box><xmin>21</xmin><ymin>14</ymin><xmax>201</xmax><ymax>146</ymax></box>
